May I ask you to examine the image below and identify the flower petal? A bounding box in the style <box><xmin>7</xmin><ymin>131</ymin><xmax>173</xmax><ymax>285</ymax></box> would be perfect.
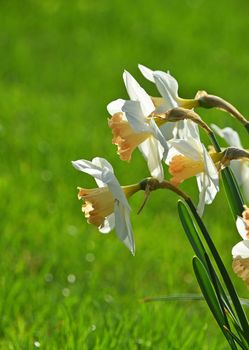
<box><xmin>236</xmin><ymin>216</ymin><xmax>248</xmax><ymax>240</ymax></box>
<box><xmin>92</xmin><ymin>157</ymin><xmax>115</xmax><ymax>187</ymax></box>
<box><xmin>139</xmin><ymin>137</ymin><xmax>164</xmax><ymax>182</ymax></box>
<box><xmin>138</xmin><ymin>64</ymin><xmax>155</xmax><ymax>82</ymax></box>
<box><xmin>107</xmin><ymin>177</ymin><xmax>131</xmax><ymax>210</ymax></box>
<box><xmin>149</xmin><ymin>118</ymin><xmax>169</xmax><ymax>160</ymax></box>
<box><xmin>168</xmin><ymin>139</ymin><xmax>202</xmax><ymax>161</ymax></box>
<box><xmin>211</xmin><ymin>124</ymin><xmax>242</xmax><ymax>148</ymax></box>
<box><xmin>159</xmin><ymin>122</ymin><xmax>176</xmax><ymax>141</ymax></box>
<box><xmin>230</xmin><ymin>160</ymin><xmax>244</xmax><ymax>185</ymax></box>
<box><xmin>153</xmin><ymin>71</ymin><xmax>178</xmax><ymax>109</ymax></box>
<box><xmin>179</xmin><ymin>120</ymin><xmax>200</xmax><ymax>140</ymax></box>
<box><xmin>123</xmin><ymin>70</ymin><xmax>154</xmax><ymax>117</ymax></box>
<box><xmin>196</xmin><ymin>174</ymin><xmax>207</xmax><ymax>217</ymax></box>
<box><xmin>99</xmin><ymin>213</ymin><xmax>115</xmax><ymax>234</ymax></box>
<box><xmin>122</xmin><ymin>100</ymin><xmax>150</xmax><ymax>133</ymax></box>
<box><xmin>114</xmin><ymin>201</ymin><xmax>135</xmax><ymax>255</ymax></box>
<box><xmin>107</xmin><ymin>99</ymin><xmax>126</xmax><ymax>115</ymax></box>
<box><xmin>241</xmin><ymin>163</ymin><xmax>249</xmax><ymax>202</ymax></box>
<box><xmin>232</xmin><ymin>240</ymin><xmax>249</xmax><ymax>259</ymax></box>
<box><xmin>72</xmin><ymin>159</ymin><xmax>105</xmax><ymax>183</ymax></box>
<box><xmin>154</xmin><ymin>70</ymin><xmax>179</xmax><ymax>100</ymax></box>
<box><xmin>202</xmin><ymin>145</ymin><xmax>219</xmax><ymax>186</ymax></box>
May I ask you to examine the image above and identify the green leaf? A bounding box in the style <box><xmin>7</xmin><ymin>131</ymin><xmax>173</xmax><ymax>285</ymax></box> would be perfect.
<box><xmin>223</xmin><ymin>326</ymin><xmax>248</xmax><ymax>350</ymax></box>
<box><xmin>178</xmin><ymin>201</ymin><xmax>206</xmax><ymax>264</ymax></box>
<box><xmin>186</xmin><ymin>198</ymin><xmax>249</xmax><ymax>343</ymax></box>
<box><xmin>178</xmin><ymin>200</ymin><xmax>236</xmax><ymax>319</ymax></box>
<box><xmin>193</xmin><ymin>257</ymin><xmax>237</xmax><ymax>349</ymax></box>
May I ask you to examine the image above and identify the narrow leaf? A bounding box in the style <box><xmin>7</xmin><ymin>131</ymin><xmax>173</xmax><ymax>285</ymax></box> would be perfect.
<box><xmin>186</xmin><ymin>198</ymin><xmax>249</xmax><ymax>342</ymax></box>
<box><xmin>193</xmin><ymin>257</ymin><xmax>237</xmax><ymax>349</ymax></box>
<box><xmin>178</xmin><ymin>200</ymin><xmax>236</xmax><ymax>318</ymax></box>
<box><xmin>178</xmin><ymin>201</ymin><xmax>206</xmax><ymax>264</ymax></box>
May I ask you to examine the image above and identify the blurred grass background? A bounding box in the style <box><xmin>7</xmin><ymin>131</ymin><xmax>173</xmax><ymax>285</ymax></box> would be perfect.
<box><xmin>0</xmin><ymin>0</ymin><xmax>249</xmax><ymax>348</ymax></box>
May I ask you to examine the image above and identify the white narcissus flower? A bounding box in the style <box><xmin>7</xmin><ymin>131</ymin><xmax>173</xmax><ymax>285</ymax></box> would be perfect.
<box><xmin>167</xmin><ymin>120</ymin><xmax>219</xmax><ymax>216</ymax></box>
<box><xmin>72</xmin><ymin>157</ymin><xmax>140</xmax><ymax>255</ymax></box>
<box><xmin>212</xmin><ymin>124</ymin><xmax>249</xmax><ymax>202</ymax></box>
<box><xmin>108</xmin><ymin>71</ymin><xmax>169</xmax><ymax>182</ymax></box>
<box><xmin>138</xmin><ymin>64</ymin><xmax>199</xmax><ymax>141</ymax></box>
<box><xmin>232</xmin><ymin>207</ymin><xmax>249</xmax><ymax>287</ymax></box>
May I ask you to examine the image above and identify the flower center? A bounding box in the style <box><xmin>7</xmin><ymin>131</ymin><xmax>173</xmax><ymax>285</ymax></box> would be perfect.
<box><xmin>78</xmin><ymin>187</ymin><xmax>114</xmax><ymax>228</ymax></box>
<box><xmin>232</xmin><ymin>257</ymin><xmax>249</xmax><ymax>287</ymax></box>
<box><xmin>108</xmin><ymin>113</ymin><xmax>151</xmax><ymax>161</ymax></box>
<box><xmin>169</xmin><ymin>155</ymin><xmax>204</xmax><ymax>186</ymax></box>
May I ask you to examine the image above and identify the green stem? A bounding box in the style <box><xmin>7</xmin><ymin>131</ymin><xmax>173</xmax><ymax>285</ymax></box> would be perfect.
<box><xmin>185</xmin><ymin>198</ymin><xmax>249</xmax><ymax>342</ymax></box>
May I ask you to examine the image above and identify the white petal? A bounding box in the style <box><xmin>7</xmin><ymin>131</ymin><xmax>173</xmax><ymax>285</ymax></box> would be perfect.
<box><xmin>202</xmin><ymin>145</ymin><xmax>219</xmax><ymax>201</ymax></box>
<box><xmin>99</xmin><ymin>213</ymin><xmax>115</xmax><ymax>234</ymax></box>
<box><xmin>92</xmin><ymin>157</ymin><xmax>114</xmax><ymax>173</ymax></box>
<box><xmin>168</xmin><ymin>139</ymin><xmax>202</xmax><ymax>161</ymax></box>
<box><xmin>149</xmin><ymin>118</ymin><xmax>169</xmax><ymax>160</ymax></box>
<box><xmin>230</xmin><ymin>160</ymin><xmax>244</xmax><ymax>185</ymax></box>
<box><xmin>138</xmin><ymin>64</ymin><xmax>155</xmax><ymax>82</ymax></box>
<box><xmin>92</xmin><ymin>157</ymin><xmax>115</xmax><ymax>187</ymax></box>
<box><xmin>241</xmin><ymin>163</ymin><xmax>249</xmax><ymax>202</ymax></box>
<box><xmin>211</xmin><ymin>124</ymin><xmax>242</xmax><ymax>148</ymax></box>
<box><xmin>154</xmin><ymin>70</ymin><xmax>179</xmax><ymax>102</ymax></box>
<box><xmin>236</xmin><ymin>216</ymin><xmax>248</xmax><ymax>240</ymax></box>
<box><xmin>196</xmin><ymin>176</ymin><xmax>207</xmax><ymax>216</ymax></box>
<box><xmin>114</xmin><ymin>201</ymin><xmax>135</xmax><ymax>255</ymax></box>
<box><xmin>178</xmin><ymin>120</ymin><xmax>200</xmax><ymax>140</ymax></box>
<box><xmin>202</xmin><ymin>145</ymin><xmax>219</xmax><ymax>185</ymax></box>
<box><xmin>165</xmin><ymin>145</ymin><xmax>181</xmax><ymax>165</ymax></box>
<box><xmin>232</xmin><ymin>240</ymin><xmax>249</xmax><ymax>259</ymax></box>
<box><xmin>107</xmin><ymin>99</ymin><xmax>125</xmax><ymax>115</ymax></box>
<box><xmin>123</xmin><ymin>70</ymin><xmax>154</xmax><ymax>117</ymax></box>
<box><xmin>139</xmin><ymin>137</ymin><xmax>164</xmax><ymax>182</ymax></box>
<box><xmin>72</xmin><ymin>159</ymin><xmax>105</xmax><ymax>183</ymax></box>
<box><xmin>122</xmin><ymin>100</ymin><xmax>150</xmax><ymax>133</ymax></box>
<box><xmin>159</xmin><ymin>122</ymin><xmax>176</xmax><ymax>141</ymax></box>
<box><xmin>107</xmin><ymin>177</ymin><xmax>131</xmax><ymax>210</ymax></box>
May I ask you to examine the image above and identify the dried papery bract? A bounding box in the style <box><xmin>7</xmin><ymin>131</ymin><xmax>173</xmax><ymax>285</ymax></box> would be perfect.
<box><xmin>220</xmin><ymin>147</ymin><xmax>249</xmax><ymax>166</ymax></box>
<box><xmin>197</xmin><ymin>90</ymin><xmax>249</xmax><ymax>127</ymax></box>
<box><xmin>154</xmin><ymin>107</ymin><xmax>212</xmax><ymax>134</ymax></box>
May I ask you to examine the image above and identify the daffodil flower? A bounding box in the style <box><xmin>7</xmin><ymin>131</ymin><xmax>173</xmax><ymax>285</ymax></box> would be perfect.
<box><xmin>108</xmin><ymin>71</ymin><xmax>169</xmax><ymax>182</ymax></box>
<box><xmin>167</xmin><ymin>120</ymin><xmax>219</xmax><ymax>216</ymax></box>
<box><xmin>138</xmin><ymin>64</ymin><xmax>198</xmax><ymax>140</ymax></box>
<box><xmin>72</xmin><ymin>157</ymin><xmax>140</xmax><ymax>255</ymax></box>
<box><xmin>212</xmin><ymin>124</ymin><xmax>249</xmax><ymax>202</ymax></box>
<box><xmin>232</xmin><ymin>207</ymin><xmax>249</xmax><ymax>287</ymax></box>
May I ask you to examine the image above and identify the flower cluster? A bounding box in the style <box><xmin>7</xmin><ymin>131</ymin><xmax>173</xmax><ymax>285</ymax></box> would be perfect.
<box><xmin>72</xmin><ymin>64</ymin><xmax>249</xmax><ymax>287</ymax></box>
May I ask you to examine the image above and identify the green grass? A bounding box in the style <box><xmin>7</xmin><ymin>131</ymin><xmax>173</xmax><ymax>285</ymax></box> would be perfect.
<box><xmin>1</xmin><ymin>0</ymin><xmax>249</xmax><ymax>348</ymax></box>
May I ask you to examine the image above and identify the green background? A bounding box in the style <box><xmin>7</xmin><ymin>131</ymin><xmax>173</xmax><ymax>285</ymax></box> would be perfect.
<box><xmin>1</xmin><ymin>0</ymin><xmax>249</xmax><ymax>348</ymax></box>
